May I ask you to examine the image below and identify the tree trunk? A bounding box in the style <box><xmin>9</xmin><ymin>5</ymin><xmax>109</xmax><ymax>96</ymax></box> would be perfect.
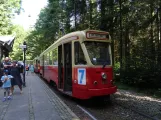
<box><xmin>89</xmin><ymin>0</ymin><xmax>93</xmax><ymax>29</ymax></box>
<box><xmin>74</xmin><ymin>0</ymin><xmax>77</xmax><ymax>30</ymax></box>
<box><xmin>119</xmin><ymin>0</ymin><xmax>123</xmax><ymax>71</ymax></box>
<box><xmin>150</xmin><ymin>2</ymin><xmax>155</xmax><ymax>61</ymax></box>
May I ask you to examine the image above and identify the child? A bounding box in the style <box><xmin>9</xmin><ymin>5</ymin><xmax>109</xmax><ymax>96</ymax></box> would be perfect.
<box><xmin>1</xmin><ymin>70</ymin><xmax>13</xmax><ymax>102</ymax></box>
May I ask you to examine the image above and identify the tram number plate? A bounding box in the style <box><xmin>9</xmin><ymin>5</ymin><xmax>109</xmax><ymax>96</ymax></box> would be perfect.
<box><xmin>78</xmin><ymin>68</ymin><xmax>86</xmax><ymax>85</ymax></box>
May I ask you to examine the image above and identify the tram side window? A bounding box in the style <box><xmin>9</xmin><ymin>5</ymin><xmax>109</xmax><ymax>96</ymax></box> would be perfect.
<box><xmin>38</xmin><ymin>60</ymin><xmax>40</xmax><ymax>65</ymax></box>
<box><xmin>47</xmin><ymin>53</ymin><xmax>50</xmax><ymax>65</ymax></box>
<box><xmin>49</xmin><ymin>51</ymin><xmax>52</xmax><ymax>65</ymax></box>
<box><xmin>74</xmin><ymin>42</ymin><xmax>87</xmax><ymax>65</ymax></box>
<box><xmin>52</xmin><ymin>48</ymin><xmax>58</xmax><ymax>65</ymax></box>
<box><xmin>44</xmin><ymin>54</ymin><xmax>47</xmax><ymax>65</ymax></box>
<box><xmin>40</xmin><ymin>57</ymin><xmax>43</xmax><ymax>66</ymax></box>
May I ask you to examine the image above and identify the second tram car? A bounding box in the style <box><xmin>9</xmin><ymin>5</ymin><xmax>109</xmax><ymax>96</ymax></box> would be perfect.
<box><xmin>25</xmin><ymin>60</ymin><xmax>33</xmax><ymax>71</ymax></box>
<box><xmin>39</xmin><ymin>30</ymin><xmax>117</xmax><ymax>99</ymax></box>
<box><xmin>33</xmin><ymin>57</ymin><xmax>40</xmax><ymax>73</ymax></box>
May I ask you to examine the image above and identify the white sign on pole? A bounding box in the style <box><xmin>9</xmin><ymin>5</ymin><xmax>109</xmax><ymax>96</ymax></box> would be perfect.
<box><xmin>19</xmin><ymin>45</ymin><xmax>26</xmax><ymax>49</ymax></box>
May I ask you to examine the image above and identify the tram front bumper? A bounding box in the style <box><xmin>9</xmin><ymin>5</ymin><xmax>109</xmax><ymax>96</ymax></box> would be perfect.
<box><xmin>88</xmin><ymin>86</ymin><xmax>117</xmax><ymax>97</ymax></box>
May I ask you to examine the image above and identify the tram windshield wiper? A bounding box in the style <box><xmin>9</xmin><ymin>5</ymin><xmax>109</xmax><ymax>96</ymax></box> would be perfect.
<box><xmin>102</xmin><ymin>61</ymin><xmax>110</xmax><ymax>69</ymax></box>
<box><xmin>102</xmin><ymin>62</ymin><xmax>107</xmax><ymax>69</ymax></box>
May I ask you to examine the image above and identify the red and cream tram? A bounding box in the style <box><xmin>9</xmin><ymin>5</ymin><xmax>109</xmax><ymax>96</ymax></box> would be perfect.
<box><xmin>39</xmin><ymin>30</ymin><xmax>117</xmax><ymax>99</ymax></box>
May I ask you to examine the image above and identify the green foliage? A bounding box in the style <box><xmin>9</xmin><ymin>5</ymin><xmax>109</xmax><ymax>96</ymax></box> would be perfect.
<box><xmin>120</xmin><ymin>57</ymin><xmax>161</xmax><ymax>89</ymax></box>
<box><xmin>115</xmin><ymin>81</ymin><xmax>130</xmax><ymax>90</ymax></box>
<box><xmin>114</xmin><ymin>62</ymin><xmax>120</xmax><ymax>73</ymax></box>
<box><xmin>26</xmin><ymin>0</ymin><xmax>63</xmax><ymax>59</ymax></box>
<box><xmin>0</xmin><ymin>0</ymin><xmax>23</xmax><ymax>60</ymax></box>
<box><xmin>154</xmin><ymin>89</ymin><xmax>161</xmax><ymax>97</ymax></box>
<box><xmin>112</xmin><ymin>0</ymin><xmax>161</xmax><ymax>90</ymax></box>
<box><xmin>9</xmin><ymin>25</ymin><xmax>27</xmax><ymax>60</ymax></box>
<box><xmin>0</xmin><ymin>0</ymin><xmax>21</xmax><ymax>35</ymax></box>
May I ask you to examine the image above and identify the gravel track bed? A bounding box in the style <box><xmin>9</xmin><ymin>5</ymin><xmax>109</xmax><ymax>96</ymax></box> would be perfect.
<box><xmin>40</xmin><ymin>76</ymin><xmax>161</xmax><ymax>120</ymax></box>
<box><xmin>112</xmin><ymin>90</ymin><xmax>161</xmax><ymax>120</ymax></box>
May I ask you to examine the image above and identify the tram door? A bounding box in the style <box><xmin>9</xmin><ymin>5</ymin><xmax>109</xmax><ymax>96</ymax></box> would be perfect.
<box><xmin>58</xmin><ymin>45</ymin><xmax>63</xmax><ymax>89</ymax></box>
<box><xmin>63</xmin><ymin>43</ymin><xmax>72</xmax><ymax>92</ymax></box>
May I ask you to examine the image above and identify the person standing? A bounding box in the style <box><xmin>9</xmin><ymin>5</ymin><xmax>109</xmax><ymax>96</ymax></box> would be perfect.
<box><xmin>3</xmin><ymin>57</ymin><xmax>12</xmax><ymax>75</ymax></box>
<box><xmin>29</xmin><ymin>64</ymin><xmax>34</xmax><ymax>74</ymax></box>
<box><xmin>1</xmin><ymin>70</ymin><xmax>13</xmax><ymax>102</ymax></box>
<box><xmin>1</xmin><ymin>57</ymin><xmax>12</xmax><ymax>87</ymax></box>
<box><xmin>17</xmin><ymin>61</ymin><xmax>24</xmax><ymax>79</ymax></box>
<box><xmin>10</xmin><ymin>61</ymin><xmax>23</xmax><ymax>94</ymax></box>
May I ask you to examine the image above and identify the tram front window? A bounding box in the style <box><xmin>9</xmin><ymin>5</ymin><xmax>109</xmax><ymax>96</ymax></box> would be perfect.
<box><xmin>84</xmin><ymin>41</ymin><xmax>111</xmax><ymax>65</ymax></box>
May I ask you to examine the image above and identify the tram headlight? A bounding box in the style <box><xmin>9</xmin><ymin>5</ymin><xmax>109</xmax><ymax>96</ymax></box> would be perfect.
<box><xmin>101</xmin><ymin>72</ymin><xmax>107</xmax><ymax>80</ymax></box>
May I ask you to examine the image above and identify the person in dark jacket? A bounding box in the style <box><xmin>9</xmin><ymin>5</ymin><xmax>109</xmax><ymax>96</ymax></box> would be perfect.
<box><xmin>10</xmin><ymin>61</ymin><xmax>23</xmax><ymax>94</ymax></box>
<box><xmin>0</xmin><ymin>60</ymin><xmax>4</xmax><ymax>87</ymax></box>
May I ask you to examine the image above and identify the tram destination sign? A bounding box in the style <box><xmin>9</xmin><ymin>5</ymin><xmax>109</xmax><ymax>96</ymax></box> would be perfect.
<box><xmin>86</xmin><ymin>32</ymin><xmax>108</xmax><ymax>40</ymax></box>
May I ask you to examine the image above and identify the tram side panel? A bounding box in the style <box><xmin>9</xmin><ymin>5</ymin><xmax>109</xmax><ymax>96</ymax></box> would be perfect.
<box><xmin>34</xmin><ymin>63</ymin><xmax>38</xmax><ymax>73</ymax></box>
<box><xmin>34</xmin><ymin>62</ymin><xmax>40</xmax><ymax>73</ymax></box>
<box><xmin>39</xmin><ymin>64</ymin><xmax>42</xmax><ymax>75</ymax></box>
<box><xmin>72</xmin><ymin>67</ymin><xmax>88</xmax><ymax>99</ymax></box>
<box><xmin>37</xmin><ymin>64</ymin><xmax>40</xmax><ymax>73</ymax></box>
<box><xmin>40</xmin><ymin>56</ymin><xmax>44</xmax><ymax>77</ymax></box>
<box><xmin>48</xmin><ymin>66</ymin><xmax>58</xmax><ymax>85</ymax></box>
<box><xmin>44</xmin><ymin>66</ymin><xmax>50</xmax><ymax>82</ymax></box>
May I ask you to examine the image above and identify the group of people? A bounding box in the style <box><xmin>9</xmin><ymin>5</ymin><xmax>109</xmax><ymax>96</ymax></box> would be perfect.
<box><xmin>0</xmin><ymin>57</ymin><xmax>23</xmax><ymax>102</ymax></box>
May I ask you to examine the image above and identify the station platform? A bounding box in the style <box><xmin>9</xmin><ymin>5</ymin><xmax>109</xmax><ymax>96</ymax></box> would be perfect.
<box><xmin>0</xmin><ymin>73</ymin><xmax>79</xmax><ymax>120</ymax></box>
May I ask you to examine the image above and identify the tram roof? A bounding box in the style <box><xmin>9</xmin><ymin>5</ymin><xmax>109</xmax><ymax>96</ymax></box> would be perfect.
<box><xmin>39</xmin><ymin>30</ymin><xmax>82</xmax><ymax>57</ymax></box>
<box><xmin>39</xmin><ymin>30</ymin><xmax>110</xmax><ymax>57</ymax></box>
<box><xmin>33</xmin><ymin>56</ymin><xmax>40</xmax><ymax>60</ymax></box>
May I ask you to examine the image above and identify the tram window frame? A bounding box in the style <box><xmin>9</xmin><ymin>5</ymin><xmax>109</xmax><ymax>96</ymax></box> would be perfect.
<box><xmin>40</xmin><ymin>57</ymin><xmax>43</xmax><ymax>66</ymax></box>
<box><xmin>74</xmin><ymin>41</ymin><xmax>87</xmax><ymax>65</ymax></box>
<box><xmin>47</xmin><ymin>53</ymin><xmax>50</xmax><ymax>65</ymax></box>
